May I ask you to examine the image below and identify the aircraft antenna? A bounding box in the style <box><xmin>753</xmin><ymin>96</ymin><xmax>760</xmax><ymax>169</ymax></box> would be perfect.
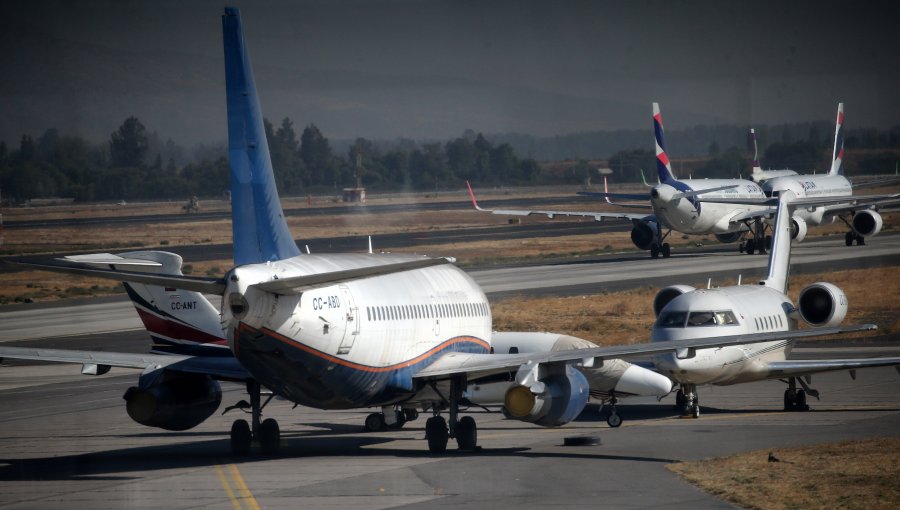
<box><xmin>707</xmin><ymin>278</ymin><xmax>712</xmax><ymax>289</ymax></box>
<box><xmin>737</xmin><ymin>274</ymin><xmax>742</xmax><ymax>286</ymax></box>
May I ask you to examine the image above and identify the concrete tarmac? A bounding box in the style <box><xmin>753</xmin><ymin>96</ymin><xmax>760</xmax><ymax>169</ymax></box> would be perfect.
<box><xmin>0</xmin><ymin>353</ymin><xmax>898</xmax><ymax>509</ymax></box>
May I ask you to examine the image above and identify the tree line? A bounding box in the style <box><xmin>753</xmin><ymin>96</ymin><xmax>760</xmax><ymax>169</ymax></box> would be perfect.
<box><xmin>1</xmin><ymin>116</ymin><xmax>897</xmax><ymax>203</ymax></box>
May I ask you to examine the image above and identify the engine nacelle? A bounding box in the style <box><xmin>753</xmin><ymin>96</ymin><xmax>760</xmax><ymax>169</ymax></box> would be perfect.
<box><xmin>653</xmin><ymin>285</ymin><xmax>696</xmax><ymax>317</ymax></box>
<box><xmin>714</xmin><ymin>232</ymin><xmax>743</xmax><ymax>244</ymax></box>
<box><xmin>123</xmin><ymin>373</ymin><xmax>222</xmax><ymax>431</ymax></box>
<box><xmin>852</xmin><ymin>210</ymin><xmax>883</xmax><ymax>237</ymax></box>
<box><xmin>797</xmin><ymin>282</ymin><xmax>848</xmax><ymax>327</ymax></box>
<box><xmin>503</xmin><ymin>365</ymin><xmax>589</xmax><ymax>427</ymax></box>
<box><xmin>630</xmin><ymin>219</ymin><xmax>660</xmax><ymax>250</ymax></box>
<box><xmin>791</xmin><ymin>217</ymin><xmax>808</xmax><ymax>243</ymax></box>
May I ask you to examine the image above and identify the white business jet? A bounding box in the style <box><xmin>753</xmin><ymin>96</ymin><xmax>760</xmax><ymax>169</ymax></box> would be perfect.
<box><xmin>0</xmin><ymin>9</ymin><xmax>874</xmax><ymax>455</ymax></box>
<box><xmin>468</xmin><ymin>103</ymin><xmax>775</xmax><ymax>258</ymax></box>
<box><xmin>649</xmin><ymin>190</ymin><xmax>900</xmax><ymax>418</ymax></box>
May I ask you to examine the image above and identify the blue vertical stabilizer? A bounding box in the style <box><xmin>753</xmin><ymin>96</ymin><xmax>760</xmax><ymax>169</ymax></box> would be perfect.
<box><xmin>222</xmin><ymin>7</ymin><xmax>301</xmax><ymax>265</ymax></box>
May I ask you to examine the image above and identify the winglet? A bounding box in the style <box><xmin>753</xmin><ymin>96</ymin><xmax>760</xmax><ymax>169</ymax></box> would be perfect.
<box><xmin>829</xmin><ymin>103</ymin><xmax>844</xmax><ymax>176</ymax></box>
<box><xmin>466</xmin><ymin>181</ymin><xmax>487</xmax><ymax>211</ymax></box>
<box><xmin>652</xmin><ymin>103</ymin><xmax>677</xmax><ymax>185</ymax></box>
<box><xmin>222</xmin><ymin>7</ymin><xmax>301</xmax><ymax>265</ymax></box>
<box><xmin>750</xmin><ymin>128</ymin><xmax>763</xmax><ymax>175</ymax></box>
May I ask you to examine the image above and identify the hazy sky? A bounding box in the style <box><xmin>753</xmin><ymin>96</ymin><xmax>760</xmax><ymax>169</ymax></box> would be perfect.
<box><xmin>1</xmin><ymin>0</ymin><xmax>898</xmax><ymax>147</ymax></box>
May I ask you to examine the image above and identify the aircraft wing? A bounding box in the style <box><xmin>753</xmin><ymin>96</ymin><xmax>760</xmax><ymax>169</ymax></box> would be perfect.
<box><xmin>466</xmin><ymin>181</ymin><xmax>648</xmax><ymax>221</ymax></box>
<box><xmin>698</xmin><ymin>193</ymin><xmax>900</xmax><ymax>210</ymax></box>
<box><xmin>413</xmin><ymin>324</ymin><xmax>876</xmax><ymax>382</ymax></box>
<box><xmin>576</xmin><ymin>176</ymin><xmax>654</xmax><ymax>210</ymax></box>
<box><xmin>765</xmin><ymin>357</ymin><xmax>900</xmax><ymax>378</ymax></box>
<box><xmin>727</xmin><ymin>207</ymin><xmax>777</xmax><ymax>224</ymax></box>
<box><xmin>0</xmin><ymin>346</ymin><xmax>250</xmax><ymax>381</ymax></box>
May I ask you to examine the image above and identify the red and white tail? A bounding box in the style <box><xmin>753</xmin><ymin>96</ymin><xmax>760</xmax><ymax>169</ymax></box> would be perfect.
<box><xmin>829</xmin><ymin>103</ymin><xmax>844</xmax><ymax>176</ymax></box>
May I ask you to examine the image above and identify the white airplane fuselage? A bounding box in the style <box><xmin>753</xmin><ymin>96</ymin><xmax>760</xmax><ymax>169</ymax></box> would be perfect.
<box><xmin>650</xmin><ymin>179</ymin><xmax>769</xmax><ymax>235</ymax></box>
<box><xmin>762</xmin><ymin>175</ymin><xmax>853</xmax><ymax>226</ymax></box>
<box><xmin>651</xmin><ymin>285</ymin><xmax>798</xmax><ymax>385</ymax></box>
<box><xmin>224</xmin><ymin>253</ymin><xmax>492</xmax><ymax>409</ymax></box>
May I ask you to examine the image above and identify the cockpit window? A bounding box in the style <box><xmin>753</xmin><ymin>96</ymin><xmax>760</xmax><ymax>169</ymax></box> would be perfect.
<box><xmin>656</xmin><ymin>311</ymin><xmax>687</xmax><ymax>328</ymax></box>
<box><xmin>683</xmin><ymin>310</ymin><xmax>739</xmax><ymax>327</ymax></box>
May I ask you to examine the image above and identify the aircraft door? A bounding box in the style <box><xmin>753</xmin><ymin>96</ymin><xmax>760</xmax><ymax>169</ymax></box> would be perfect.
<box><xmin>336</xmin><ymin>284</ymin><xmax>359</xmax><ymax>355</ymax></box>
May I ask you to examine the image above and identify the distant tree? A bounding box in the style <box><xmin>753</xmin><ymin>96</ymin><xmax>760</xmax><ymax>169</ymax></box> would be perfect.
<box><xmin>445</xmin><ymin>137</ymin><xmax>477</xmax><ymax>180</ymax></box>
<box><xmin>110</xmin><ymin>116</ymin><xmax>149</xmax><ymax>168</ymax></box>
<box><xmin>300</xmin><ymin>124</ymin><xmax>335</xmax><ymax>186</ymax></box>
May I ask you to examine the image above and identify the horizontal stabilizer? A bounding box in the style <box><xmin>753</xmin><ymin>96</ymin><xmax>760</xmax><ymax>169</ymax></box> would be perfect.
<box><xmin>9</xmin><ymin>259</ymin><xmax>226</xmax><ymax>295</ymax></box>
<box><xmin>251</xmin><ymin>257</ymin><xmax>453</xmax><ymax>295</ymax></box>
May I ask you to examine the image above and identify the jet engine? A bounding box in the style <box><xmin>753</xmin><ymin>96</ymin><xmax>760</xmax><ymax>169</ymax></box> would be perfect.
<box><xmin>630</xmin><ymin>219</ymin><xmax>659</xmax><ymax>251</ymax></box>
<box><xmin>653</xmin><ymin>285</ymin><xmax>696</xmax><ymax>317</ymax></box>
<box><xmin>852</xmin><ymin>210</ymin><xmax>883</xmax><ymax>237</ymax></box>
<box><xmin>123</xmin><ymin>373</ymin><xmax>222</xmax><ymax>431</ymax></box>
<box><xmin>797</xmin><ymin>282</ymin><xmax>848</xmax><ymax>327</ymax></box>
<box><xmin>503</xmin><ymin>365</ymin><xmax>589</xmax><ymax>427</ymax></box>
<box><xmin>790</xmin><ymin>217</ymin><xmax>808</xmax><ymax>242</ymax></box>
<box><xmin>714</xmin><ymin>232</ymin><xmax>743</xmax><ymax>244</ymax></box>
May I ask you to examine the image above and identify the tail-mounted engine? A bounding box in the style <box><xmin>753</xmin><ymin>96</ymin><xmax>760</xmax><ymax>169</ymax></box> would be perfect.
<box><xmin>790</xmin><ymin>217</ymin><xmax>808</xmax><ymax>242</ymax></box>
<box><xmin>653</xmin><ymin>285</ymin><xmax>696</xmax><ymax>317</ymax></box>
<box><xmin>852</xmin><ymin>210</ymin><xmax>883</xmax><ymax>237</ymax></box>
<box><xmin>503</xmin><ymin>364</ymin><xmax>589</xmax><ymax>427</ymax></box>
<box><xmin>797</xmin><ymin>282</ymin><xmax>848</xmax><ymax>327</ymax></box>
<box><xmin>631</xmin><ymin>219</ymin><xmax>660</xmax><ymax>251</ymax></box>
<box><xmin>714</xmin><ymin>232</ymin><xmax>743</xmax><ymax>244</ymax></box>
<box><xmin>123</xmin><ymin>372</ymin><xmax>222</xmax><ymax>431</ymax></box>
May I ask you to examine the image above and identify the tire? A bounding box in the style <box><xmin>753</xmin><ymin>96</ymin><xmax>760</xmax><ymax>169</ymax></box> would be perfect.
<box><xmin>650</xmin><ymin>244</ymin><xmax>660</xmax><ymax>259</ymax></box>
<box><xmin>606</xmin><ymin>412</ymin><xmax>622</xmax><ymax>428</ymax></box>
<box><xmin>456</xmin><ymin>416</ymin><xmax>477</xmax><ymax>451</ymax></box>
<box><xmin>784</xmin><ymin>389</ymin><xmax>795</xmax><ymax>411</ymax></box>
<box><xmin>426</xmin><ymin>416</ymin><xmax>449</xmax><ymax>453</ymax></box>
<box><xmin>364</xmin><ymin>412</ymin><xmax>386</xmax><ymax>432</ymax></box>
<box><xmin>765</xmin><ymin>235</ymin><xmax>773</xmax><ymax>250</ymax></box>
<box><xmin>230</xmin><ymin>419</ymin><xmax>252</xmax><ymax>456</ymax></box>
<box><xmin>259</xmin><ymin>418</ymin><xmax>280</xmax><ymax>455</ymax></box>
<box><xmin>745</xmin><ymin>239</ymin><xmax>755</xmax><ymax>255</ymax></box>
<box><xmin>857</xmin><ymin>235</ymin><xmax>866</xmax><ymax>246</ymax></box>
<box><xmin>403</xmin><ymin>409</ymin><xmax>419</xmax><ymax>422</ymax></box>
<box><xmin>661</xmin><ymin>243</ymin><xmax>671</xmax><ymax>258</ymax></box>
<box><xmin>675</xmin><ymin>389</ymin><xmax>686</xmax><ymax>409</ymax></box>
<box><xmin>796</xmin><ymin>389</ymin><xmax>809</xmax><ymax>411</ymax></box>
<box><xmin>845</xmin><ymin>232</ymin><xmax>854</xmax><ymax>246</ymax></box>
<box><xmin>692</xmin><ymin>404</ymin><xmax>700</xmax><ymax>419</ymax></box>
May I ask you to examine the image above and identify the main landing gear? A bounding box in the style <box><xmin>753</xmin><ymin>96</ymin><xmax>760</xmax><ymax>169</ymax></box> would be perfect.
<box><xmin>364</xmin><ymin>406</ymin><xmax>420</xmax><ymax>432</ymax></box>
<box><xmin>675</xmin><ymin>384</ymin><xmax>700</xmax><ymax>418</ymax></box>
<box><xmin>783</xmin><ymin>377</ymin><xmax>818</xmax><ymax>411</ymax></box>
<box><xmin>226</xmin><ymin>380</ymin><xmax>280</xmax><ymax>455</ymax></box>
<box><xmin>844</xmin><ymin>231</ymin><xmax>865</xmax><ymax>246</ymax></box>
<box><xmin>739</xmin><ymin>219</ymin><xmax>771</xmax><ymax>255</ymax></box>
<box><xmin>425</xmin><ymin>375</ymin><xmax>478</xmax><ymax>453</ymax></box>
<box><xmin>601</xmin><ymin>393</ymin><xmax>623</xmax><ymax>427</ymax></box>
<box><xmin>650</xmin><ymin>225</ymin><xmax>672</xmax><ymax>259</ymax></box>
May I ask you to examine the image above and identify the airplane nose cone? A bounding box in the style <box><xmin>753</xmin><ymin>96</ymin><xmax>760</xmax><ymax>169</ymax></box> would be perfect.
<box><xmin>614</xmin><ymin>365</ymin><xmax>673</xmax><ymax>397</ymax></box>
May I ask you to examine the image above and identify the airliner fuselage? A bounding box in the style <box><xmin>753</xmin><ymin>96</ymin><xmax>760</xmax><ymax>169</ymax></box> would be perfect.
<box><xmin>650</xmin><ymin>179</ymin><xmax>769</xmax><ymax>234</ymax></box>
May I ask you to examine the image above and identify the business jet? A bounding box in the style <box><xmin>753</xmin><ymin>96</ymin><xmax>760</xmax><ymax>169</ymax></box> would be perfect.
<box><xmin>0</xmin><ymin>9</ymin><xmax>874</xmax><ymax>456</ymax></box>
<box><xmin>649</xmin><ymin>190</ymin><xmax>900</xmax><ymax>418</ymax></box>
<box><xmin>468</xmin><ymin>103</ymin><xmax>775</xmax><ymax>258</ymax></box>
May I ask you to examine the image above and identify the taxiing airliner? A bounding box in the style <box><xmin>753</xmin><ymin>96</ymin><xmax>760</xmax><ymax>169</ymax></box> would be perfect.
<box><xmin>649</xmin><ymin>190</ymin><xmax>900</xmax><ymax>417</ymax></box>
<box><xmin>468</xmin><ymin>103</ymin><xmax>776</xmax><ymax>258</ymax></box>
<box><xmin>0</xmin><ymin>9</ymin><xmax>875</xmax><ymax>455</ymax></box>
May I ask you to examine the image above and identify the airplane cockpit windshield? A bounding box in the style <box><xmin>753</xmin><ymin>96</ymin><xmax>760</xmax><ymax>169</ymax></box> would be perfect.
<box><xmin>656</xmin><ymin>310</ymin><xmax>738</xmax><ymax>328</ymax></box>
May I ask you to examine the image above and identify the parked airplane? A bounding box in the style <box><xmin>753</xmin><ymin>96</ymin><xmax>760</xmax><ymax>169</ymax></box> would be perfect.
<box><xmin>649</xmin><ymin>190</ymin><xmax>900</xmax><ymax>418</ymax></box>
<box><xmin>0</xmin><ymin>9</ymin><xmax>874</xmax><ymax>456</ymax></box>
<box><xmin>468</xmin><ymin>103</ymin><xmax>775</xmax><ymax>258</ymax></box>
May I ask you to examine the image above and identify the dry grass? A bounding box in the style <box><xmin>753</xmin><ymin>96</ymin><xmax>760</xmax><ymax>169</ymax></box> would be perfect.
<box><xmin>667</xmin><ymin>437</ymin><xmax>900</xmax><ymax>510</ymax></box>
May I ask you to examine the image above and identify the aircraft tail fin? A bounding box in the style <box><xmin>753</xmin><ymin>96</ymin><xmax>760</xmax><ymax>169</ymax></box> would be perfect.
<box><xmin>829</xmin><ymin>103</ymin><xmax>845</xmax><ymax>176</ymax></box>
<box><xmin>760</xmin><ymin>192</ymin><xmax>797</xmax><ymax>294</ymax></box>
<box><xmin>222</xmin><ymin>7</ymin><xmax>301</xmax><ymax>265</ymax></box>
<box><xmin>652</xmin><ymin>103</ymin><xmax>677</xmax><ymax>185</ymax></box>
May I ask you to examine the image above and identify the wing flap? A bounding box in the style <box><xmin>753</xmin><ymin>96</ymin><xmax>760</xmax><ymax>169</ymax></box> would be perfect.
<box><xmin>766</xmin><ymin>357</ymin><xmax>900</xmax><ymax>378</ymax></box>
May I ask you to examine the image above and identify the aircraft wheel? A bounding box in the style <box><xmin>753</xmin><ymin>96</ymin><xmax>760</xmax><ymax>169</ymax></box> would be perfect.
<box><xmin>661</xmin><ymin>243</ymin><xmax>671</xmax><ymax>258</ymax></box>
<box><xmin>856</xmin><ymin>234</ymin><xmax>866</xmax><ymax>246</ymax></box>
<box><xmin>675</xmin><ymin>389</ymin><xmax>686</xmax><ymax>409</ymax></box>
<box><xmin>765</xmin><ymin>235</ymin><xmax>773</xmax><ymax>250</ymax></box>
<box><xmin>403</xmin><ymin>409</ymin><xmax>419</xmax><ymax>422</ymax></box>
<box><xmin>607</xmin><ymin>412</ymin><xmax>622</xmax><ymax>428</ymax></box>
<box><xmin>845</xmin><ymin>232</ymin><xmax>854</xmax><ymax>246</ymax></box>
<box><xmin>650</xmin><ymin>244</ymin><xmax>660</xmax><ymax>259</ymax></box>
<box><xmin>426</xmin><ymin>416</ymin><xmax>449</xmax><ymax>453</ymax></box>
<box><xmin>456</xmin><ymin>416</ymin><xmax>478</xmax><ymax>451</ymax></box>
<box><xmin>796</xmin><ymin>389</ymin><xmax>809</xmax><ymax>411</ymax></box>
<box><xmin>783</xmin><ymin>389</ymin><xmax>795</xmax><ymax>411</ymax></box>
<box><xmin>388</xmin><ymin>411</ymin><xmax>407</xmax><ymax>429</ymax></box>
<box><xmin>691</xmin><ymin>404</ymin><xmax>701</xmax><ymax>419</ymax></box>
<box><xmin>259</xmin><ymin>418</ymin><xmax>280</xmax><ymax>455</ymax></box>
<box><xmin>230</xmin><ymin>419</ymin><xmax>252</xmax><ymax>456</ymax></box>
<box><xmin>745</xmin><ymin>239</ymin><xmax>756</xmax><ymax>255</ymax></box>
<box><xmin>364</xmin><ymin>412</ymin><xmax>386</xmax><ymax>432</ymax></box>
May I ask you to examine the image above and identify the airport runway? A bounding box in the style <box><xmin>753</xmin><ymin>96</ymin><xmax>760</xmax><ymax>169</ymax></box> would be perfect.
<box><xmin>1</xmin><ymin>353</ymin><xmax>898</xmax><ymax>509</ymax></box>
<box><xmin>2</xmin><ymin>231</ymin><xmax>897</xmax><ymax>343</ymax></box>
